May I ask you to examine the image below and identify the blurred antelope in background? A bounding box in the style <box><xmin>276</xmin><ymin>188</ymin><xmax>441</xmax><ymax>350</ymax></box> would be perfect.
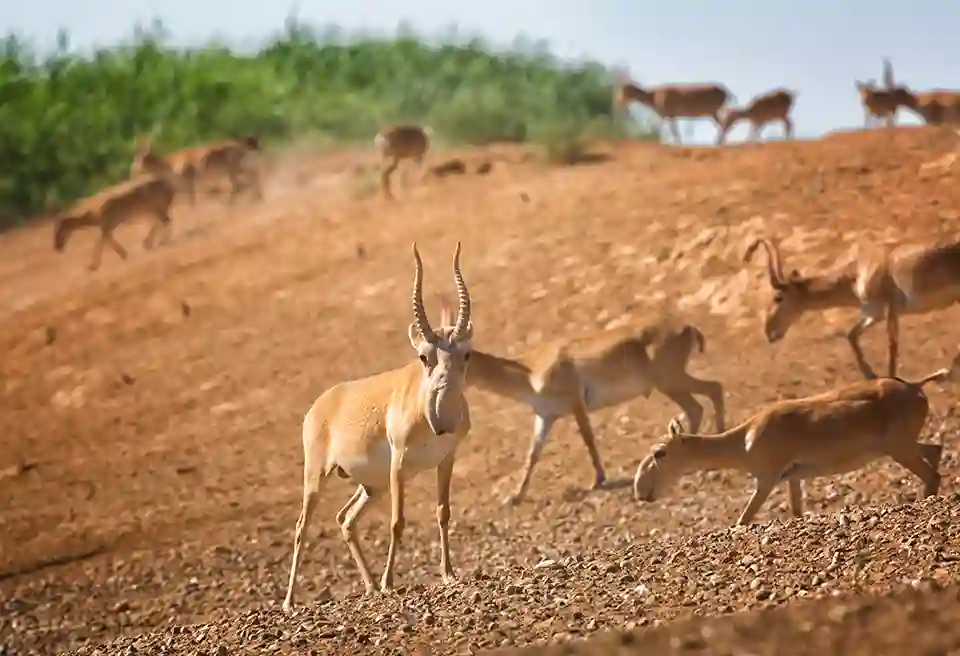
<box><xmin>374</xmin><ymin>124</ymin><xmax>433</xmax><ymax>200</ymax></box>
<box><xmin>613</xmin><ymin>71</ymin><xmax>735</xmax><ymax>144</ymax></box>
<box><xmin>717</xmin><ymin>88</ymin><xmax>796</xmax><ymax>144</ymax></box>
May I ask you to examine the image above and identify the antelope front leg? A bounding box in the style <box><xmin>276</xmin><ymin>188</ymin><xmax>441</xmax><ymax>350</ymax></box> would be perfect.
<box><xmin>380</xmin><ymin>452</ymin><xmax>406</xmax><ymax>592</ymax></box>
<box><xmin>735</xmin><ymin>475</ymin><xmax>778</xmax><ymax>526</ymax></box>
<box><xmin>886</xmin><ymin>303</ymin><xmax>900</xmax><ymax>378</ymax></box>
<box><xmin>572</xmin><ymin>406</ymin><xmax>606</xmax><ymax>490</ymax></box>
<box><xmin>436</xmin><ymin>453</ymin><xmax>457</xmax><ymax>582</ymax></box>
<box><xmin>847</xmin><ymin>314</ymin><xmax>880</xmax><ymax>380</ymax></box>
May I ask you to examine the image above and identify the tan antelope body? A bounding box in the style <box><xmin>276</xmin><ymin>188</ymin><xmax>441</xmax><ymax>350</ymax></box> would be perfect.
<box><xmin>131</xmin><ymin>134</ymin><xmax>263</xmax><ymax>204</ymax></box>
<box><xmin>53</xmin><ymin>174</ymin><xmax>176</xmax><ymax>271</ymax></box>
<box><xmin>469</xmin><ymin>321</ymin><xmax>725</xmax><ymax>505</ymax></box>
<box><xmin>282</xmin><ymin>242</ymin><xmax>474</xmax><ymax>612</ymax></box>
<box><xmin>633</xmin><ymin>356</ymin><xmax>956</xmax><ymax>525</ymax></box>
<box><xmin>718</xmin><ymin>88</ymin><xmax>796</xmax><ymax>144</ymax></box>
<box><xmin>374</xmin><ymin>124</ymin><xmax>433</xmax><ymax>200</ymax></box>
<box><xmin>902</xmin><ymin>90</ymin><xmax>960</xmax><ymax>126</ymax></box>
<box><xmin>856</xmin><ymin>82</ymin><xmax>909</xmax><ymax>128</ymax></box>
<box><xmin>746</xmin><ymin>237</ymin><xmax>960</xmax><ymax>380</ymax></box>
<box><xmin>614</xmin><ymin>76</ymin><xmax>735</xmax><ymax>144</ymax></box>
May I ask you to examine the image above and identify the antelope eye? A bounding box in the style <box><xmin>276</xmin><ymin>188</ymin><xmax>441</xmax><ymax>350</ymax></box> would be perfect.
<box><xmin>463</xmin><ymin>351</ymin><xmax>471</xmax><ymax>361</ymax></box>
<box><xmin>419</xmin><ymin>354</ymin><xmax>429</xmax><ymax>365</ymax></box>
<box><xmin>773</xmin><ymin>293</ymin><xmax>784</xmax><ymax>303</ymax></box>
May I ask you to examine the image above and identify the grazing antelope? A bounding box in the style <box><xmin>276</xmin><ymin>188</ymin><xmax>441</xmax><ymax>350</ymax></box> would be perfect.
<box><xmin>613</xmin><ymin>73</ymin><xmax>735</xmax><ymax>144</ymax></box>
<box><xmin>282</xmin><ymin>242</ymin><xmax>475</xmax><ymax>612</ymax></box>
<box><xmin>374</xmin><ymin>124</ymin><xmax>433</xmax><ymax>200</ymax></box>
<box><xmin>634</xmin><ymin>354</ymin><xmax>956</xmax><ymax>525</ymax></box>
<box><xmin>52</xmin><ymin>174</ymin><xmax>175</xmax><ymax>272</ymax></box>
<box><xmin>901</xmin><ymin>90</ymin><xmax>960</xmax><ymax>126</ymax></box>
<box><xmin>717</xmin><ymin>88</ymin><xmax>796</xmax><ymax>145</ymax></box>
<box><xmin>745</xmin><ymin>236</ymin><xmax>960</xmax><ymax>380</ymax></box>
<box><xmin>467</xmin><ymin>320</ymin><xmax>725</xmax><ymax>505</ymax></box>
<box><xmin>131</xmin><ymin>133</ymin><xmax>263</xmax><ymax>204</ymax></box>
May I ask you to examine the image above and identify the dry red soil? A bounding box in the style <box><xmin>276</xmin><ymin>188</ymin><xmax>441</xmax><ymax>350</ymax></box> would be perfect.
<box><xmin>3</xmin><ymin>127</ymin><xmax>960</xmax><ymax>655</ymax></box>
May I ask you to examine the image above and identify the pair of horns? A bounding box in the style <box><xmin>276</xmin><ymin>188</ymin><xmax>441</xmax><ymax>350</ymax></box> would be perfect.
<box><xmin>744</xmin><ymin>238</ymin><xmax>786</xmax><ymax>289</ymax></box>
<box><xmin>411</xmin><ymin>241</ymin><xmax>471</xmax><ymax>343</ymax></box>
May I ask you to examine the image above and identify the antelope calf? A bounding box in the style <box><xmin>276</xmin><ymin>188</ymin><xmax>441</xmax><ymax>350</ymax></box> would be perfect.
<box><xmin>614</xmin><ymin>75</ymin><xmax>735</xmax><ymax>144</ymax></box>
<box><xmin>467</xmin><ymin>320</ymin><xmax>725</xmax><ymax>505</ymax></box>
<box><xmin>745</xmin><ymin>236</ymin><xmax>960</xmax><ymax>380</ymax></box>
<box><xmin>717</xmin><ymin>88</ymin><xmax>795</xmax><ymax>145</ymax></box>
<box><xmin>53</xmin><ymin>174</ymin><xmax>175</xmax><ymax>271</ymax></box>
<box><xmin>634</xmin><ymin>355</ymin><xmax>956</xmax><ymax>525</ymax></box>
<box><xmin>131</xmin><ymin>133</ymin><xmax>263</xmax><ymax>204</ymax></box>
<box><xmin>282</xmin><ymin>242</ymin><xmax>475</xmax><ymax>612</ymax></box>
<box><xmin>374</xmin><ymin>124</ymin><xmax>433</xmax><ymax>200</ymax></box>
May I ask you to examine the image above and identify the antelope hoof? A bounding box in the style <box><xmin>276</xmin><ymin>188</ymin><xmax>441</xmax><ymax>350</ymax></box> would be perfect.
<box><xmin>281</xmin><ymin>600</ymin><xmax>294</xmax><ymax>614</ymax></box>
<box><xmin>502</xmin><ymin>493</ymin><xmax>523</xmax><ymax>508</ymax></box>
<box><xmin>591</xmin><ymin>477</ymin><xmax>607</xmax><ymax>491</ymax></box>
<box><xmin>442</xmin><ymin>573</ymin><xmax>459</xmax><ymax>585</ymax></box>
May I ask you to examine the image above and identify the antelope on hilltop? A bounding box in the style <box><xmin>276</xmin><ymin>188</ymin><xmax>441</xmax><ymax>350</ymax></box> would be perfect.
<box><xmin>466</xmin><ymin>319</ymin><xmax>726</xmax><ymax>506</ymax></box>
<box><xmin>717</xmin><ymin>88</ymin><xmax>796</xmax><ymax>145</ymax></box>
<box><xmin>634</xmin><ymin>354</ymin><xmax>956</xmax><ymax>525</ymax></box>
<box><xmin>52</xmin><ymin>174</ymin><xmax>176</xmax><ymax>272</ymax></box>
<box><xmin>855</xmin><ymin>58</ymin><xmax>910</xmax><ymax>129</ymax></box>
<box><xmin>374</xmin><ymin>123</ymin><xmax>433</xmax><ymax>200</ymax></box>
<box><xmin>282</xmin><ymin>242</ymin><xmax>475</xmax><ymax>612</ymax></box>
<box><xmin>613</xmin><ymin>72</ymin><xmax>735</xmax><ymax>144</ymax></box>
<box><xmin>872</xmin><ymin>58</ymin><xmax>960</xmax><ymax>126</ymax></box>
<box><xmin>745</xmin><ymin>236</ymin><xmax>960</xmax><ymax>381</ymax></box>
<box><xmin>131</xmin><ymin>132</ymin><xmax>263</xmax><ymax>205</ymax></box>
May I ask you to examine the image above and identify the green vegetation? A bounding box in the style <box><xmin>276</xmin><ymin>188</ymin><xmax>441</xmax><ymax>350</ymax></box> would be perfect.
<box><xmin>0</xmin><ymin>19</ymin><xmax>657</xmax><ymax>227</ymax></box>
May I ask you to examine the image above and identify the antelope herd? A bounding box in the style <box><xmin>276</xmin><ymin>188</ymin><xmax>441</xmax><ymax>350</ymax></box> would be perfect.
<box><xmin>29</xmin><ymin>55</ymin><xmax>960</xmax><ymax>608</ymax></box>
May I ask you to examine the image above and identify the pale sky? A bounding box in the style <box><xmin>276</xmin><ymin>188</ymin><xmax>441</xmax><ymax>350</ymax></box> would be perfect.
<box><xmin>4</xmin><ymin>1</ymin><xmax>956</xmax><ymax>144</ymax></box>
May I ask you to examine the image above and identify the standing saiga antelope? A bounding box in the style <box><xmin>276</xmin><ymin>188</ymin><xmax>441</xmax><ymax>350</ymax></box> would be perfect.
<box><xmin>855</xmin><ymin>58</ymin><xmax>909</xmax><ymax>129</ymax></box>
<box><xmin>717</xmin><ymin>88</ymin><xmax>796</xmax><ymax>145</ymax></box>
<box><xmin>53</xmin><ymin>173</ymin><xmax>176</xmax><ymax>271</ymax></box>
<box><xmin>467</xmin><ymin>320</ymin><xmax>725</xmax><ymax>506</ymax></box>
<box><xmin>282</xmin><ymin>242</ymin><xmax>475</xmax><ymax>612</ymax></box>
<box><xmin>613</xmin><ymin>73</ymin><xmax>735</xmax><ymax>144</ymax></box>
<box><xmin>745</xmin><ymin>236</ymin><xmax>960</xmax><ymax>380</ymax></box>
<box><xmin>131</xmin><ymin>132</ymin><xmax>263</xmax><ymax>204</ymax></box>
<box><xmin>634</xmin><ymin>354</ymin><xmax>956</xmax><ymax>525</ymax></box>
<box><xmin>374</xmin><ymin>124</ymin><xmax>433</xmax><ymax>200</ymax></box>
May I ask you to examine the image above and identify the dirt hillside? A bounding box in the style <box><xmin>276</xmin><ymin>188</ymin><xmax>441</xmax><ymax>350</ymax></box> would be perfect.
<box><xmin>3</xmin><ymin>126</ymin><xmax>960</xmax><ymax>655</ymax></box>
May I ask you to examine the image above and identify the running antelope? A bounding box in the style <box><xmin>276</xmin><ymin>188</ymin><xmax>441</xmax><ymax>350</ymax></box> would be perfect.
<box><xmin>718</xmin><ymin>88</ymin><xmax>796</xmax><ymax>144</ymax></box>
<box><xmin>634</xmin><ymin>355</ymin><xmax>956</xmax><ymax>525</ymax></box>
<box><xmin>745</xmin><ymin>236</ymin><xmax>960</xmax><ymax>380</ymax></box>
<box><xmin>53</xmin><ymin>174</ymin><xmax>175</xmax><ymax>271</ymax></box>
<box><xmin>131</xmin><ymin>133</ymin><xmax>263</xmax><ymax>204</ymax></box>
<box><xmin>374</xmin><ymin>124</ymin><xmax>433</xmax><ymax>200</ymax></box>
<box><xmin>282</xmin><ymin>242</ymin><xmax>475</xmax><ymax>612</ymax></box>
<box><xmin>468</xmin><ymin>320</ymin><xmax>725</xmax><ymax>506</ymax></box>
<box><xmin>613</xmin><ymin>73</ymin><xmax>735</xmax><ymax>144</ymax></box>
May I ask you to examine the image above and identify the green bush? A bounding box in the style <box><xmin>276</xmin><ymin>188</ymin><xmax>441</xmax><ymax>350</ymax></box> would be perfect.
<box><xmin>0</xmin><ymin>19</ymin><xmax>658</xmax><ymax>227</ymax></box>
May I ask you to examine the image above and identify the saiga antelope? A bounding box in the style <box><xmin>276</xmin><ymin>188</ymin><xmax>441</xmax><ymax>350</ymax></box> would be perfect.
<box><xmin>613</xmin><ymin>73</ymin><xmax>735</xmax><ymax>144</ymax></box>
<box><xmin>634</xmin><ymin>354</ymin><xmax>956</xmax><ymax>525</ymax></box>
<box><xmin>52</xmin><ymin>174</ymin><xmax>175</xmax><ymax>271</ymax></box>
<box><xmin>374</xmin><ymin>124</ymin><xmax>433</xmax><ymax>200</ymax></box>
<box><xmin>467</xmin><ymin>320</ymin><xmax>725</xmax><ymax>505</ymax></box>
<box><xmin>282</xmin><ymin>242</ymin><xmax>475</xmax><ymax>612</ymax></box>
<box><xmin>875</xmin><ymin>58</ymin><xmax>960</xmax><ymax>126</ymax></box>
<box><xmin>717</xmin><ymin>88</ymin><xmax>796</xmax><ymax>145</ymax></box>
<box><xmin>131</xmin><ymin>133</ymin><xmax>263</xmax><ymax>204</ymax></box>
<box><xmin>855</xmin><ymin>58</ymin><xmax>914</xmax><ymax>129</ymax></box>
<box><xmin>745</xmin><ymin>237</ymin><xmax>960</xmax><ymax>380</ymax></box>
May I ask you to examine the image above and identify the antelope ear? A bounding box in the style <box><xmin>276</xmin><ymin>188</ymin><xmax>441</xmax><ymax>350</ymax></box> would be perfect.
<box><xmin>408</xmin><ymin>322</ymin><xmax>423</xmax><ymax>348</ymax></box>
